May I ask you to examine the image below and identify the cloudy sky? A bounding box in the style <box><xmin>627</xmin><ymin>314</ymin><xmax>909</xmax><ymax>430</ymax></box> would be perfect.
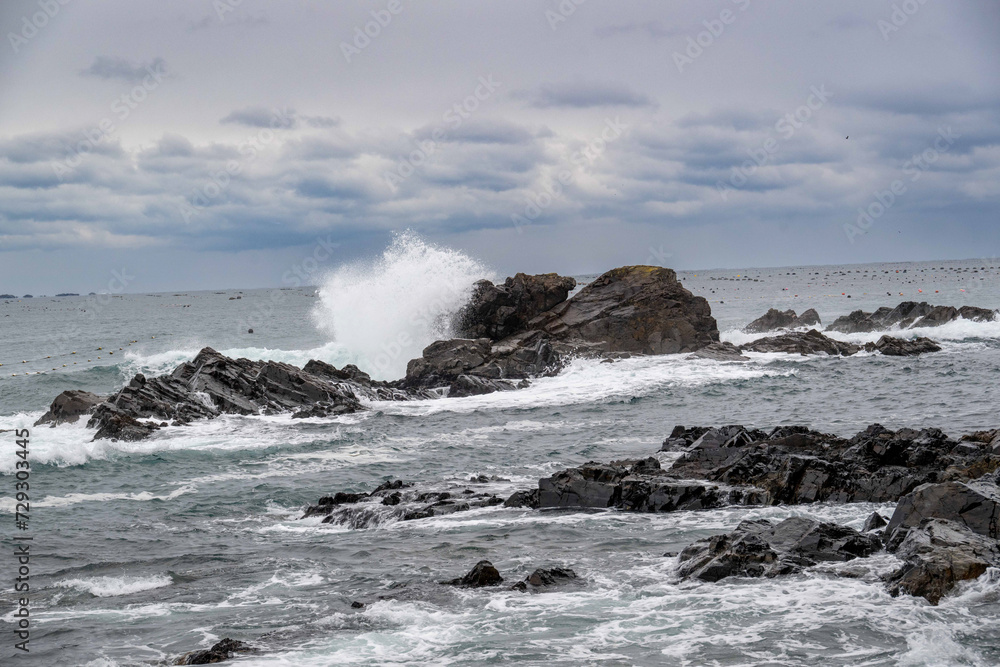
<box><xmin>1</xmin><ymin>0</ymin><xmax>998</xmax><ymax>293</ymax></box>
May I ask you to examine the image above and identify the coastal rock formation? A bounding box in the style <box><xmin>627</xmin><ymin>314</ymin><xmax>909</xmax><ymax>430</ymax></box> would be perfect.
<box><xmin>826</xmin><ymin>301</ymin><xmax>997</xmax><ymax>333</ymax></box>
<box><xmin>885</xmin><ymin>478</ymin><xmax>1000</xmax><ymax>542</ymax></box>
<box><xmin>511</xmin><ymin>567</ymin><xmax>579</xmax><ymax>592</ymax></box>
<box><xmin>174</xmin><ymin>638</ymin><xmax>257</xmax><ymax>665</ymax></box>
<box><xmin>885</xmin><ymin>519</ymin><xmax>1000</xmax><ymax>604</ymax></box>
<box><xmin>739</xmin><ymin>329</ymin><xmax>860</xmax><ymax>356</ymax></box>
<box><xmin>34</xmin><ymin>390</ymin><xmax>104</xmax><ymax>426</ymax></box>
<box><xmin>690</xmin><ymin>341</ymin><xmax>749</xmax><ymax>362</ymax></box>
<box><xmin>448</xmin><ymin>561</ymin><xmax>503</xmax><ymax>588</ymax></box>
<box><xmin>676</xmin><ymin>517</ymin><xmax>881</xmax><ymax>582</ymax></box>
<box><xmin>454</xmin><ymin>273</ymin><xmax>576</xmax><ymax>341</ymax></box>
<box><xmin>531</xmin><ymin>266</ymin><xmax>719</xmax><ymax>355</ymax></box>
<box><xmin>862</xmin><ymin>335</ymin><xmax>942</xmax><ymax>356</ymax></box>
<box><xmin>88</xmin><ymin>347</ymin><xmax>369</xmax><ymax>441</ymax></box>
<box><xmin>743</xmin><ymin>308</ymin><xmax>821</xmax><ymax>333</ymax></box>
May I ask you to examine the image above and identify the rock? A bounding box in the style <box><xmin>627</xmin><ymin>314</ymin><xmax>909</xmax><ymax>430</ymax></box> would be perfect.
<box><xmin>91</xmin><ymin>407</ymin><xmax>158</xmax><ymax>442</ymax></box>
<box><xmin>690</xmin><ymin>341</ymin><xmax>749</xmax><ymax>362</ymax></box>
<box><xmin>660</xmin><ymin>425</ymin><xmax>711</xmax><ymax>452</ymax></box>
<box><xmin>351</xmin><ymin>600</ymin><xmax>365</xmax><ymax>608</ymax></box>
<box><xmin>511</xmin><ymin>567</ymin><xmax>579</xmax><ymax>591</ymax></box>
<box><xmin>454</xmin><ymin>273</ymin><xmax>576</xmax><ymax>341</ymax></box>
<box><xmin>448</xmin><ymin>560</ymin><xmax>503</xmax><ymax>587</ymax></box>
<box><xmin>34</xmin><ymin>390</ymin><xmax>103</xmax><ymax>426</ymax></box>
<box><xmin>862</xmin><ymin>335</ymin><xmax>941</xmax><ymax>356</ymax></box>
<box><xmin>863</xmin><ymin>512</ymin><xmax>888</xmax><ymax>532</ymax></box>
<box><xmin>529</xmin><ymin>266</ymin><xmax>719</xmax><ymax>355</ymax></box>
<box><xmin>174</xmin><ymin>638</ymin><xmax>256</xmax><ymax>665</ymax></box>
<box><xmin>85</xmin><ymin>347</ymin><xmax>367</xmax><ymax>441</ymax></box>
<box><xmin>739</xmin><ymin>329</ymin><xmax>859</xmax><ymax>356</ymax></box>
<box><xmin>743</xmin><ymin>308</ymin><xmax>822</xmax><ymax>333</ymax></box>
<box><xmin>827</xmin><ymin>301</ymin><xmax>996</xmax><ymax>333</ymax></box>
<box><xmin>885</xmin><ymin>519</ymin><xmax>1000</xmax><ymax>605</ymax></box>
<box><xmin>503</xmin><ymin>489</ymin><xmax>540</xmax><ymax>508</ymax></box>
<box><xmin>885</xmin><ymin>479</ymin><xmax>1000</xmax><ymax>541</ymax></box>
<box><xmin>677</xmin><ymin>517</ymin><xmax>881</xmax><ymax>582</ymax></box>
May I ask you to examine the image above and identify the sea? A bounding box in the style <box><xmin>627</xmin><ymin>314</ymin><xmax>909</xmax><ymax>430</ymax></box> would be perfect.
<box><xmin>2</xmin><ymin>235</ymin><xmax>999</xmax><ymax>666</ymax></box>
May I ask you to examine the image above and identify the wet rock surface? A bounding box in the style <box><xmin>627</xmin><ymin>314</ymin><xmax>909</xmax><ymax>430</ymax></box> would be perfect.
<box><xmin>677</xmin><ymin>517</ymin><xmax>881</xmax><ymax>582</ymax></box>
<box><xmin>862</xmin><ymin>335</ymin><xmax>942</xmax><ymax>356</ymax></box>
<box><xmin>34</xmin><ymin>389</ymin><xmax>104</xmax><ymax>426</ymax></box>
<box><xmin>448</xmin><ymin>560</ymin><xmax>504</xmax><ymax>588</ymax></box>
<box><xmin>744</xmin><ymin>308</ymin><xmax>821</xmax><ymax>333</ymax></box>
<box><xmin>511</xmin><ymin>567</ymin><xmax>580</xmax><ymax>591</ymax></box>
<box><xmin>454</xmin><ymin>273</ymin><xmax>576</xmax><ymax>341</ymax></box>
<box><xmin>739</xmin><ymin>329</ymin><xmax>860</xmax><ymax>356</ymax></box>
<box><xmin>826</xmin><ymin>301</ymin><xmax>997</xmax><ymax>333</ymax></box>
<box><xmin>174</xmin><ymin>638</ymin><xmax>257</xmax><ymax>665</ymax></box>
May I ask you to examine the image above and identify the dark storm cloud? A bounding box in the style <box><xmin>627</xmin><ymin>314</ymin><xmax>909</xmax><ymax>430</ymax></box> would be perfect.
<box><xmin>80</xmin><ymin>56</ymin><xmax>168</xmax><ymax>84</ymax></box>
<box><xmin>220</xmin><ymin>107</ymin><xmax>298</xmax><ymax>129</ymax></box>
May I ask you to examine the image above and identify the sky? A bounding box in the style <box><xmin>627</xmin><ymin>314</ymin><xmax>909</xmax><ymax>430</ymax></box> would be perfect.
<box><xmin>0</xmin><ymin>0</ymin><xmax>998</xmax><ymax>294</ymax></box>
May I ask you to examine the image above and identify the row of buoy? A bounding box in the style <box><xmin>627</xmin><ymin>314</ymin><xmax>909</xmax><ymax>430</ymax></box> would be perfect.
<box><xmin>5</xmin><ymin>336</ymin><xmax>157</xmax><ymax>377</ymax></box>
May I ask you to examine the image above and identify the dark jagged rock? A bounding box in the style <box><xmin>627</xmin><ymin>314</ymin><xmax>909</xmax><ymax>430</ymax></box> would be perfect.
<box><xmin>739</xmin><ymin>329</ymin><xmax>859</xmax><ymax>356</ymax></box>
<box><xmin>401</xmin><ymin>334</ymin><xmax>560</xmax><ymax>397</ymax></box>
<box><xmin>677</xmin><ymin>517</ymin><xmax>881</xmax><ymax>582</ymax></box>
<box><xmin>87</xmin><ymin>347</ymin><xmax>368</xmax><ymax>441</ymax></box>
<box><xmin>660</xmin><ymin>425</ymin><xmax>712</xmax><ymax>452</ymax></box>
<box><xmin>862</xmin><ymin>335</ymin><xmax>941</xmax><ymax>356</ymax></box>
<box><xmin>503</xmin><ymin>489</ymin><xmax>540</xmax><ymax>509</ymax></box>
<box><xmin>743</xmin><ymin>308</ymin><xmax>822</xmax><ymax>333</ymax></box>
<box><xmin>534</xmin><ymin>456</ymin><xmax>764</xmax><ymax>511</ymax></box>
<box><xmin>454</xmin><ymin>273</ymin><xmax>576</xmax><ymax>341</ymax></box>
<box><xmin>863</xmin><ymin>512</ymin><xmax>888</xmax><ymax>532</ymax></box>
<box><xmin>174</xmin><ymin>638</ymin><xmax>257</xmax><ymax>665</ymax></box>
<box><xmin>827</xmin><ymin>301</ymin><xmax>997</xmax><ymax>333</ymax></box>
<box><xmin>885</xmin><ymin>519</ymin><xmax>1000</xmax><ymax>605</ymax></box>
<box><xmin>885</xmin><ymin>478</ymin><xmax>1000</xmax><ymax>542</ymax></box>
<box><xmin>448</xmin><ymin>560</ymin><xmax>503</xmax><ymax>587</ymax></box>
<box><xmin>302</xmin><ymin>481</ymin><xmax>502</xmax><ymax>528</ymax></box>
<box><xmin>34</xmin><ymin>390</ymin><xmax>103</xmax><ymax>426</ymax></box>
<box><xmin>690</xmin><ymin>341</ymin><xmax>749</xmax><ymax>362</ymax></box>
<box><xmin>91</xmin><ymin>408</ymin><xmax>158</xmax><ymax>442</ymax></box>
<box><xmin>529</xmin><ymin>266</ymin><xmax>719</xmax><ymax>355</ymax></box>
<box><xmin>511</xmin><ymin>567</ymin><xmax>579</xmax><ymax>591</ymax></box>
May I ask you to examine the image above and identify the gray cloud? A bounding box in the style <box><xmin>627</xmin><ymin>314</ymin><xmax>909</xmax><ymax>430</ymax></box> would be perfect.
<box><xmin>515</xmin><ymin>83</ymin><xmax>656</xmax><ymax>109</ymax></box>
<box><xmin>220</xmin><ymin>107</ymin><xmax>298</xmax><ymax>129</ymax></box>
<box><xmin>79</xmin><ymin>56</ymin><xmax>167</xmax><ymax>84</ymax></box>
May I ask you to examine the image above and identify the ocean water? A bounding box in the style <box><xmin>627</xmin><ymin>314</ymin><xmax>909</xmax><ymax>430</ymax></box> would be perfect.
<box><xmin>2</xmin><ymin>239</ymin><xmax>1000</xmax><ymax>666</ymax></box>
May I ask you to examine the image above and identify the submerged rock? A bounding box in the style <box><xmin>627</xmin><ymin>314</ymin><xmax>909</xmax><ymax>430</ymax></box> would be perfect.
<box><xmin>862</xmin><ymin>335</ymin><xmax>941</xmax><ymax>356</ymax></box>
<box><xmin>690</xmin><ymin>341</ymin><xmax>749</xmax><ymax>362</ymax></box>
<box><xmin>511</xmin><ymin>567</ymin><xmax>579</xmax><ymax>591</ymax></box>
<box><xmin>174</xmin><ymin>638</ymin><xmax>257</xmax><ymax>665</ymax></box>
<box><xmin>34</xmin><ymin>390</ymin><xmax>103</xmax><ymax>426</ymax></box>
<box><xmin>448</xmin><ymin>560</ymin><xmax>503</xmax><ymax>587</ymax></box>
<box><xmin>743</xmin><ymin>308</ymin><xmax>821</xmax><ymax>333</ymax></box>
<box><xmin>885</xmin><ymin>519</ymin><xmax>1000</xmax><ymax>605</ymax></box>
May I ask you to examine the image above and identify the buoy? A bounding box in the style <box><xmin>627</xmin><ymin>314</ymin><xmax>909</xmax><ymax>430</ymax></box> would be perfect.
<box><xmin>97</xmin><ymin>347</ymin><xmax>102</xmax><ymax>350</ymax></box>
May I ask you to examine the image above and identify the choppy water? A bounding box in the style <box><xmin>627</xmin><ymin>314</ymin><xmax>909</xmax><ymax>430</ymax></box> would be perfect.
<box><xmin>2</xmin><ymin>245</ymin><xmax>1000</xmax><ymax>666</ymax></box>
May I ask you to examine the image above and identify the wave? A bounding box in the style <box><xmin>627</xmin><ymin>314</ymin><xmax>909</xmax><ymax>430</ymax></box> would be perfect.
<box><xmin>722</xmin><ymin>315</ymin><xmax>1000</xmax><ymax>348</ymax></box>
<box><xmin>55</xmin><ymin>574</ymin><xmax>172</xmax><ymax>598</ymax></box>
<box><xmin>311</xmin><ymin>230</ymin><xmax>493</xmax><ymax>380</ymax></box>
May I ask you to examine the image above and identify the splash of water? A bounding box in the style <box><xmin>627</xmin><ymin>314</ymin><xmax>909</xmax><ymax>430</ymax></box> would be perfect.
<box><xmin>312</xmin><ymin>231</ymin><xmax>493</xmax><ymax>380</ymax></box>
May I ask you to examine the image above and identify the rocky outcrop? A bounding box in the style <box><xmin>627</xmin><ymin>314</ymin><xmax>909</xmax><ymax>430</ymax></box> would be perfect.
<box><xmin>690</xmin><ymin>341</ymin><xmax>749</xmax><ymax>362</ymax></box>
<box><xmin>885</xmin><ymin>519</ymin><xmax>1000</xmax><ymax>604</ymax></box>
<box><xmin>529</xmin><ymin>266</ymin><xmax>719</xmax><ymax>355</ymax></box>
<box><xmin>87</xmin><ymin>347</ymin><xmax>368</xmax><ymax>441</ymax></box>
<box><xmin>174</xmin><ymin>638</ymin><xmax>257</xmax><ymax>665</ymax></box>
<box><xmin>301</xmin><ymin>480</ymin><xmax>504</xmax><ymax>528</ymax></box>
<box><xmin>401</xmin><ymin>334</ymin><xmax>559</xmax><ymax>397</ymax></box>
<box><xmin>885</xmin><ymin>479</ymin><xmax>1000</xmax><ymax>542</ymax></box>
<box><xmin>739</xmin><ymin>329</ymin><xmax>860</xmax><ymax>356</ymax></box>
<box><xmin>511</xmin><ymin>567</ymin><xmax>579</xmax><ymax>592</ymax></box>
<box><xmin>453</xmin><ymin>273</ymin><xmax>576</xmax><ymax>341</ymax></box>
<box><xmin>826</xmin><ymin>301</ymin><xmax>996</xmax><ymax>333</ymax></box>
<box><xmin>448</xmin><ymin>561</ymin><xmax>503</xmax><ymax>587</ymax></box>
<box><xmin>743</xmin><ymin>308</ymin><xmax>821</xmax><ymax>333</ymax></box>
<box><xmin>677</xmin><ymin>517</ymin><xmax>881</xmax><ymax>582</ymax></box>
<box><xmin>34</xmin><ymin>390</ymin><xmax>104</xmax><ymax>426</ymax></box>
<box><xmin>862</xmin><ymin>335</ymin><xmax>942</xmax><ymax>356</ymax></box>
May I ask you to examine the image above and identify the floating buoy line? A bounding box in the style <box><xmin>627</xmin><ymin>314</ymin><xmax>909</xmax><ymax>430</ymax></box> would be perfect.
<box><xmin>3</xmin><ymin>336</ymin><xmax>161</xmax><ymax>377</ymax></box>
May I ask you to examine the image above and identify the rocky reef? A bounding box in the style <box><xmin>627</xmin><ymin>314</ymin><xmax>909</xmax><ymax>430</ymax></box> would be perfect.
<box><xmin>825</xmin><ymin>301</ymin><xmax>996</xmax><ymax>333</ymax></box>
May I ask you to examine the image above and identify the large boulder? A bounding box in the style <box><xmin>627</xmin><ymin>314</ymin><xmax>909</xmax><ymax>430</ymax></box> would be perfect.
<box><xmin>743</xmin><ymin>308</ymin><xmax>821</xmax><ymax>333</ymax></box>
<box><xmin>677</xmin><ymin>517</ymin><xmax>881</xmax><ymax>582</ymax></box>
<box><xmin>739</xmin><ymin>329</ymin><xmax>859</xmax><ymax>356</ymax></box>
<box><xmin>34</xmin><ymin>390</ymin><xmax>103</xmax><ymax>426</ymax></box>
<box><xmin>528</xmin><ymin>266</ymin><xmax>719</xmax><ymax>354</ymax></box>
<box><xmin>453</xmin><ymin>273</ymin><xmax>576</xmax><ymax>341</ymax></box>
<box><xmin>885</xmin><ymin>479</ymin><xmax>1000</xmax><ymax>541</ymax></box>
<box><xmin>885</xmin><ymin>519</ymin><xmax>1000</xmax><ymax>605</ymax></box>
